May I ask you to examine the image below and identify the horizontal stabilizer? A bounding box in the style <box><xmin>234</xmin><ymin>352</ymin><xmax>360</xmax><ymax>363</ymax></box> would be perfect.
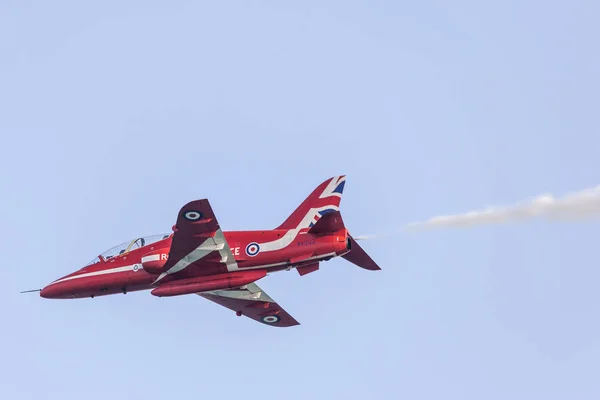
<box><xmin>342</xmin><ymin>236</ymin><xmax>381</xmax><ymax>270</ymax></box>
<box><xmin>308</xmin><ymin>210</ymin><xmax>345</xmax><ymax>235</ymax></box>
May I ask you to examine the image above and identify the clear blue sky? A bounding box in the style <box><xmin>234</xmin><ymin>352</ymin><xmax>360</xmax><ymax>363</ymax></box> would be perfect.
<box><xmin>2</xmin><ymin>1</ymin><xmax>600</xmax><ymax>399</ymax></box>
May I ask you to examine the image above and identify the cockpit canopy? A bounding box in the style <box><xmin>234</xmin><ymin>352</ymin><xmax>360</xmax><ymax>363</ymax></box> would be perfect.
<box><xmin>86</xmin><ymin>233</ymin><xmax>171</xmax><ymax>266</ymax></box>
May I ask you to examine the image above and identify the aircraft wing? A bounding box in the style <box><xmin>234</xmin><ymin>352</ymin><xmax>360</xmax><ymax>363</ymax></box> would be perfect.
<box><xmin>156</xmin><ymin>199</ymin><xmax>238</xmax><ymax>281</ymax></box>
<box><xmin>198</xmin><ymin>282</ymin><xmax>300</xmax><ymax>327</ymax></box>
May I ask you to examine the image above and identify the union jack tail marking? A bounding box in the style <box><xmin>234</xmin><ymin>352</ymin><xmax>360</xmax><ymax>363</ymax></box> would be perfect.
<box><xmin>276</xmin><ymin>176</ymin><xmax>346</xmax><ymax>231</ymax></box>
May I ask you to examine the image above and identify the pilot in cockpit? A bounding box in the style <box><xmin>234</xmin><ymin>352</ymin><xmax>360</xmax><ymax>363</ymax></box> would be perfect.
<box><xmin>86</xmin><ymin>233</ymin><xmax>171</xmax><ymax>265</ymax></box>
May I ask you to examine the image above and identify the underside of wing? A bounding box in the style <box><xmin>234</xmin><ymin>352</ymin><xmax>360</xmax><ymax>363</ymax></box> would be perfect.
<box><xmin>154</xmin><ymin>199</ymin><xmax>238</xmax><ymax>283</ymax></box>
<box><xmin>165</xmin><ymin>199</ymin><xmax>223</xmax><ymax>268</ymax></box>
<box><xmin>198</xmin><ymin>282</ymin><xmax>300</xmax><ymax>327</ymax></box>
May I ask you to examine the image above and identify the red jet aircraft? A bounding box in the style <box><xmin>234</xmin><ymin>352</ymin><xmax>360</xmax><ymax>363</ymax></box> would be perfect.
<box><xmin>32</xmin><ymin>176</ymin><xmax>381</xmax><ymax>327</ymax></box>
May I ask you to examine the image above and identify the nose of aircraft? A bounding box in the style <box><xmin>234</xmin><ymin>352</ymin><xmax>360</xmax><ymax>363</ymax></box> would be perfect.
<box><xmin>39</xmin><ymin>269</ymin><xmax>82</xmax><ymax>298</ymax></box>
<box><xmin>40</xmin><ymin>284</ymin><xmax>58</xmax><ymax>298</ymax></box>
<box><xmin>40</xmin><ymin>278</ymin><xmax>71</xmax><ymax>299</ymax></box>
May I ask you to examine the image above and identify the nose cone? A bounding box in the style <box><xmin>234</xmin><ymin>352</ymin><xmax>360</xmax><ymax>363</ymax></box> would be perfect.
<box><xmin>40</xmin><ymin>284</ymin><xmax>60</xmax><ymax>298</ymax></box>
<box><xmin>40</xmin><ymin>270</ymin><xmax>82</xmax><ymax>299</ymax></box>
<box><xmin>40</xmin><ymin>277</ymin><xmax>72</xmax><ymax>299</ymax></box>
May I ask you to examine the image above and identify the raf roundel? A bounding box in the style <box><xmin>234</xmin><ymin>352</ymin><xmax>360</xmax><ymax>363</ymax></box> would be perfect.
<box><xmin>245</xmin><ymin>242</ymin><xmax>260</xmax><ymax>257</ymax></box>
<box><xmin>262</xmin><ymin>315</ymin><xmax>280</xmax><ymax>324</ymax></box>
<box><xmin>183</xmin><ymin>210</ymin><xmax>203</xmax><ymax>221</ymax></box>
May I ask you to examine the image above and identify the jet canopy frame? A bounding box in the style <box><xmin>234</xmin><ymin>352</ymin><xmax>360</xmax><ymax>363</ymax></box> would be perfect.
<box><xmin>85</xmin><ymin>233</ymin><xmax>171</xmax><ymax>265</ymax></box>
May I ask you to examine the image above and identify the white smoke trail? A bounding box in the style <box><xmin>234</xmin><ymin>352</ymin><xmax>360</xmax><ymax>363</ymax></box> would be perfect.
<box><xmin>353</xmin><ymin>234</ymin><xmax>385</xmax><ymax>241</ymax></box>
<box><xmin>404</xmin><ymin>184</ymin><xmax>600</xmax><ymax>231</ymax></box>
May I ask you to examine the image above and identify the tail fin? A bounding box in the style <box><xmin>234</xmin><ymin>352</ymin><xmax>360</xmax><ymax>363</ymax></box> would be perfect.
<box><xmin>279</xmin><ymin>175</ymin><xmax>381</xmax><ymax>271</ymax></box>
<box><xmin>307</xmin><ymin>210</ymin><xmax>345</xmax><ymax>235</ymax></box>
<box><xmin>307</xmin><ymin>212</ymin><xmax>381</xmax><ymax>270</ymax></box>
<box><xmin>276</xmin><ymin>175</ymin><xmax>346</xmax><ymax>230</ymax></box>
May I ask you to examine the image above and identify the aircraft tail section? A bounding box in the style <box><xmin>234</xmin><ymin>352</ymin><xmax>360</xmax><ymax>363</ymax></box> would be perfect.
<box><xmin>308</xmin><ymin>211</ymin><xmax>381</xmax><ymax>270</ymax></box>
<box><xmin>307</xmin><ymin>210</ymin><xmax>345</xmax><ymax>235</ymax></box>
<box><xmin>280</xmin><ymin>175</ymin><xmax>381</xmax><ymax>271</ymax></box>
<box><xmin>276</xmin><ymin>175</ymin><xmax>346</xmax><ymax>231</ymax></box>
<box><xmin>308</xmin><ymin>211</ymin><xmax>380</xmax><ymax>270</ymax></box>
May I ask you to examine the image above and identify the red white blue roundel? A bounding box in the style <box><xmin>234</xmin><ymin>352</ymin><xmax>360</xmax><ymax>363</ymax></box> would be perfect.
<box><xmin>245</xmin><ymin>242</ymin><xmax>260</xmax><ymax>257</ymax></box>
<box><xmin>262</xmin><ymin>315</ymin><xmax>280</xmax><ymax>324</ymax></box>
<box><xmin>183</xmin><ymin>210</ymin><xmax>203</xmax><ymax>221</ymax></box>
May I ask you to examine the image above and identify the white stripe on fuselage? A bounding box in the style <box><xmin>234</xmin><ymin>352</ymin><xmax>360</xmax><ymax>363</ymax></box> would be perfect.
<box><xmin>258</xmin><ymin>228</ymin><xmax>299</xmax><ymax>252</ymax></box>
<box><xmin>141</xmin><ymin>254</ymin><xmax>160</xmax><ymax>263</ymax></box>
<box><xmin>49</xmin><ymin>264</ymin><xmax>140</xmax><ymax>285</ymax></box>
<box><xmin>47</xmin><ymin>252</ymin><xmax>341</xmax><ymax>287</ymax></box>
<box><xmin>256</xmin><ymin>205</ymin><xmax>339</xmax><ymax>254</ymax></box>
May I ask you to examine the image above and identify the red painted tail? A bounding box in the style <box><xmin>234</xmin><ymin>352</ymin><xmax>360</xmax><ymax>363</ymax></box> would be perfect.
<box><xmin>276</xmin><ymin>176</ymin><xmax>346</xmax><ymax>231</ymax></box>
<box><xmin>308</xmin><ymin>211</ymin><xmax>381</xmax><ymax>270</ymax></box>
<box><xmin>284</xmin><ymin>176</ymin><xmax>381</xmax><ymax>271</ymax></box>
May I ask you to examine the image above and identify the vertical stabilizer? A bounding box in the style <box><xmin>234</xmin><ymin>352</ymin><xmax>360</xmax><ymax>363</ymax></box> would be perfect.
<box><xmin>276</xmin><ymin>176</ymin><xmax>346</xmax><ymax>230</ymax></box>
